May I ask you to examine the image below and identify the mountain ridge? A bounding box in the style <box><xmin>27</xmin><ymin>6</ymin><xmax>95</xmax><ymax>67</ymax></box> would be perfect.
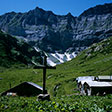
<box><xmin>0</xmin><ymin>3</ymin><xmax>112</xmax><ymax>54</ymax></box>
<box><xmin>80</xmin><ymin>3</ymin><xmax>112</xmax><ymax>17</ymax></box>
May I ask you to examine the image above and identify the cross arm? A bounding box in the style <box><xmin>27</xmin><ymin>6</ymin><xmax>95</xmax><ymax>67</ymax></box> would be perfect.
<box><xmin>34</xmin><ymin>65</ymin><xmax>56</xmax><ymax>69</ymax></box>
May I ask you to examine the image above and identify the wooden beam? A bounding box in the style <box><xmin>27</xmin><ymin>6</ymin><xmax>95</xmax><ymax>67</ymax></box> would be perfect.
<box><xmin>34</xmin><ymin>65</ymin><xmax>56</xmax><ymax>69</ymax></box>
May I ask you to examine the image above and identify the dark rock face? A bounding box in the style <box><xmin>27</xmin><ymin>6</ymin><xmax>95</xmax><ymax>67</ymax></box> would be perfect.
<box><xmin>0</xmin><ymin>3</ymin><xmax>112</xmax><ymax>53</ymax></box>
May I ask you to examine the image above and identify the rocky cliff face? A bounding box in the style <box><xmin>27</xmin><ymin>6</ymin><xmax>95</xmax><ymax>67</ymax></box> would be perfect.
<box><xmin>0</xmin><ymin>3</ymin><xmax>112</xmax><ymax>54</ymax></box>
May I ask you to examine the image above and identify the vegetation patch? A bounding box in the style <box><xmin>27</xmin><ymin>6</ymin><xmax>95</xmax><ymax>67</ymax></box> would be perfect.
<box><xmin>0</xmin><ymin>95</ymin><xmax>112</xmax><ymax>112</ymax></box>
<box><xmin>0</xmin><ymin>36</ymin><xmax>112</xmax><ymax>111</ymax></box>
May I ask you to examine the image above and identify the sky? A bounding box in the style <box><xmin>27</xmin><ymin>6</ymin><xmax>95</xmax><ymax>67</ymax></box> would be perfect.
<box><xmin>0</xmin><ymin>0</ymin><xmax>112</xmax><ymax>16</ymax></box>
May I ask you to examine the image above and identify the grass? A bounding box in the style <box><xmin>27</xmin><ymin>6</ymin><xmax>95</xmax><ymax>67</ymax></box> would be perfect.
<box><xmin>0</xmin><ymin>37</ymin><xmax>112</xmax><ymax>97</ymax></box>
<box><xmin>0</xmin><ymin>36</ymin><xmax>112</xmax><ymax>111</ymax></box>
<box><xmin>0</xmin><ymin>30</ymin><xmax>42</xmax><ymax>68</ymax></box>
<box><xmin>0</xmin><ymin>95</ymin><xmax>112</xmax><ymax>112</ymax></box>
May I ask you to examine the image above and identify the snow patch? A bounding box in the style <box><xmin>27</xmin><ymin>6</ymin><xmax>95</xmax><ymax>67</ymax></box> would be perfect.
<box><xmin>34</xmin><ymin>47</ymin><xmax>40</xmax><ymax>52</ymax></box>
<box><xmin>47</xmin><ymin>57</ymin><xmax>56</xmax><ymax>66</ymax></box>
<box><xmin>47</xmin><ymin>52</ymin><xmax>77</xmax><ymax>66</ymax></box>
<box><xmin>33</xmin><ymin>46</ymin><xmax>77</xmax><ymax>66</ymax></box>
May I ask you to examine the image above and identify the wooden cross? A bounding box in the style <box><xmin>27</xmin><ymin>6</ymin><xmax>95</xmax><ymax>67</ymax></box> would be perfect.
<box><xmin>34</xmin><ymin>55</ymin><xmax>56</xmax><ymax>94</ymax></box>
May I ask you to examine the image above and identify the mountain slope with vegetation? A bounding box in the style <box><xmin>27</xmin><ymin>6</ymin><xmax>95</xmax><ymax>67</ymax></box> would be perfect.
<box><xmin>0</xmin><ymin>31</ymin><xmax>43</xmax><ymax>68</ymax></box>
<box><xmin>0</xmin><ymin>36</ymin><xmax>112</xmax><ymax>96</ymax></box>
<box><xmin>47</xmin><ymin>36</ymin><xmax>112</xmax><ymax>96</ymax></box>
<box><xmin>0</xmin><ymin>36</ymin><xmax>112</xmax><ymax>112</ymax></box>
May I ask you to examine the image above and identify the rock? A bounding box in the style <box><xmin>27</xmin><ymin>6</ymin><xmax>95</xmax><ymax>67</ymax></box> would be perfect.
<box><xmin>0</xmin><ymin>3</ymin><xmax>112</xmax><ymax>53</ymax></box>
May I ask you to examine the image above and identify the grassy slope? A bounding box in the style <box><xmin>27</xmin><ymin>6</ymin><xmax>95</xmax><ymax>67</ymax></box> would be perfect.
<box><xmin>47</xmin><ymin>36</ymin><xmax>112</xmax><ymax>96</ymax></box>
<box><xmin>0</xmin><ymin>37</ymin><xmax>112</xmax><ymax>97</ymax></box>
<box><xmin>0</xmin><ymin>31</ymin><xmax>21</xmax><ymax>67</ymax></box>
<box><xmin>0</xmin><ymin>31</ymin><xmax>42</xmax><ymax>68</ymax></box>
<box><xmin>0</xmin><ymin>37</ymin><xmax>112</xmax><ymax>112</ymax></box>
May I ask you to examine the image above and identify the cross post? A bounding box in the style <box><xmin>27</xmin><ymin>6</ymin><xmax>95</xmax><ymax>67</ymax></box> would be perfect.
<box><xmin>43</xmin><ymin>55</ymin><xmax>47</xmax><ymax>94</ymax></box>
<box><xmin>34</xmin><ymin>55</ymin><xmax>56</xmax><ymax>100</ymax></box>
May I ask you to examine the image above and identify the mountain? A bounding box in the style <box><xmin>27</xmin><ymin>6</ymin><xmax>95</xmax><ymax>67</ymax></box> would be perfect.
<box><xmin>0</xmin><ymin>30</ymin><xmax>43</xmax><ymax>67</ymax></box>
<box><xmin>0</xmin><ymin>3</ymin><xmax>112</xmax><ymax>54</ymax></box>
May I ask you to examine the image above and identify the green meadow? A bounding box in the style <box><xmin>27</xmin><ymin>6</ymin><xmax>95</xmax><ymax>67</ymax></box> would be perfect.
<box><xmin>0</xmin><ymin>36</ymin><xmax>112</xmax><ymax>111</ymax></box>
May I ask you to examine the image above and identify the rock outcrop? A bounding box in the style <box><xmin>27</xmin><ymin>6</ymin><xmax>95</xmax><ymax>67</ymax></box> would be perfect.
<box><xmin>0</xmin><ymin>3</ymin><xmax>112</xmax><ymax>53</ymax></box>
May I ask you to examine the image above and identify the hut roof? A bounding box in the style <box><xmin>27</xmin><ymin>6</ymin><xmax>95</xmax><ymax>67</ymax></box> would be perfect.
<box><xmin>76</xmin><ymin>76</ymin><xmax>95</xmax><ymax>83</ymax></box>
<box><xmin>26</xmin><ymin>82</ymin><xmax>43</xmax><ymax>90</ymax></box>
<box><xmin>97</xmin><ymin>76</ymin><xmax>112</xmax><ymax>81</ymax></box>
<box><xmin>85</xmin><ymin>81</ymin><xmax>112</xmax><ymax>87</ymax></box>
<box><xmin>1</xmin><ymin>82</ymin><xmax>43</xmax><ymax>96</ymax></box>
